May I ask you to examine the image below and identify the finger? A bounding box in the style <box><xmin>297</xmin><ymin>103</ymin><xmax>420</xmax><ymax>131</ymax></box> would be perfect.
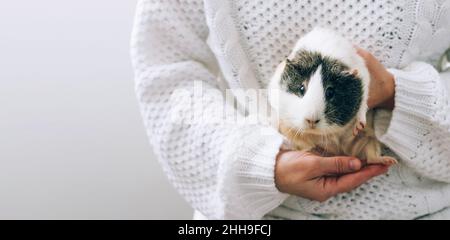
<box><xmin>315</xmin><ymin>156</ymin><xmax>363</xmax><ymax>176</ymax></box>
<box><xmin>355</xmin><ymin>47</ymin><xmax>376</xmax><ymax>62</ymax></box>
<box><xmin>355</xmin><ymin>46</ymin><xmax>369</xmax><ymax>57</ymax></box>
<box><xmin>332</xmin><ymin>165</ymin><xmax>389</xmax><ymax>195</ymax></box>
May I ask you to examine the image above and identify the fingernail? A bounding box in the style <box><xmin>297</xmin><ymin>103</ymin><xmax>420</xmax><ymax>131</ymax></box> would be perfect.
<box><xmin>350</xmin><ymin>159</ymin><xmax>361</xmax><ymax>171</ymax></box>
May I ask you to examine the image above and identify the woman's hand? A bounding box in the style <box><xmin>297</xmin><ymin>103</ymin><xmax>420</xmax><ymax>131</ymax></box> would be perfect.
<box><xmin>275</xmin><ymin>150</ymin><xmax>389</xmax><ymax>202</ymax></box>
<box><xmin>356</xmin><ymin>47</ymin><xmax>395</xmax><ymax>110</ymax></box>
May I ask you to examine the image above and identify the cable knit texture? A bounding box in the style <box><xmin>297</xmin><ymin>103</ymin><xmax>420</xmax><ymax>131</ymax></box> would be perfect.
<box><xmin>131</xmin><ymin>0</ymin><xmax>450</xmax><ymax>219</ymax></box>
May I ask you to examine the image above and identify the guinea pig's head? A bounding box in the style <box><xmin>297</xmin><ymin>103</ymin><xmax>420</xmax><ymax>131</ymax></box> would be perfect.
<box><xmin>268</xmin><ymin>50</ymin><xmax>363</xmax><ymax>134</ymax></box>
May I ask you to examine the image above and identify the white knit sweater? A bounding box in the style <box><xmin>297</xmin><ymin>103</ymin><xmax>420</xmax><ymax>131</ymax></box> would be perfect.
<box><xmin>131</xmin><ymin>0</ymin><xmax>450</xmax><ymax>219</ymax></box>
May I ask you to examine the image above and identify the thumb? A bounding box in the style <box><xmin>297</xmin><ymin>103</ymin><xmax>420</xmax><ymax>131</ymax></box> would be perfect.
<box><xmin>317</xmin><ymin>156</ymin><xmax>362</xmax><ymax>175</ymax></box>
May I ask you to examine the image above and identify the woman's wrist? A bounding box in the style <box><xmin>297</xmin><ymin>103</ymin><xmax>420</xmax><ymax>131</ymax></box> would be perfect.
<box><xmin>376</xmin><ymin>72</ymin><xmax>395</xmax><ymax>110</ymax></box>
<box><xmin>356</xmin><ymin>47</ymin><xmax>396</xmax><ymax>110</ymax></box>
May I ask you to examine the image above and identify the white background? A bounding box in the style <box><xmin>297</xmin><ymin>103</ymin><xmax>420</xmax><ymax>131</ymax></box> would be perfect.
<box><xmin>0</xmin><ymin>0</ymin><xmax>192</xmax><ymax>219</ymax></box>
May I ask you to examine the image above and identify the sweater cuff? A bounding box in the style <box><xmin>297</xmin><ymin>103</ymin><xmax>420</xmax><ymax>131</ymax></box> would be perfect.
<box><xmin>374</xmin><ymin>62</ymin><xmax>440</xmax><ymax>160</ymax></box>
<box><xmin>220</xmin><ymin>125</ymin><xmax>289</xmax><ymax>219</ymax></box>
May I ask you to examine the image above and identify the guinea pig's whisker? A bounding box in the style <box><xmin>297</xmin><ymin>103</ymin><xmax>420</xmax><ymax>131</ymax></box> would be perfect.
<box><xmin>296</xmin><ymin>127</ymin><xmax>306</xmax><ymax>139</ymax></box>
<box><xmin>320</xmin><ymin>133</ymin><xmax>327</xmax><ymax>150</ymax></box>
<box><xmin>285</xmin><ymin>126</ymin><xmax>297</xmax><ymax>138</ymax></box>
<box><xmin>286</xmin><ymin>126</ymin><xmax>296</xmax><ymax>138</ymax></box>
<box><xmin>294</xmin><ymin>128</ymin><xmax>301</xmax><ymax>139</ymax></box>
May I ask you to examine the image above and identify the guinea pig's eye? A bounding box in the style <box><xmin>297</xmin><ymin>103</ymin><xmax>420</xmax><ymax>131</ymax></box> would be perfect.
<box><xmin>288</xmin><ymin>83</ymin><xmax>306</xmax><ymax>96</ymax></box>
<box><xmin>325</xmin><ymin>87</ymin><xmax>335</xmax><ymax>99</ymax></box>
<box><xmin>299</xmin><ymin>84</ymin><xmax>306</xmax><ymax>95</ymax></box>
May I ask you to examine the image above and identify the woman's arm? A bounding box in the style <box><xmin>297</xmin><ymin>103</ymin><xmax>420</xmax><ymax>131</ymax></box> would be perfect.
<box><xmin>131</xmin><ymin>0</ymin><xmax>288</xmax><ymax>219</ymax></box>
<box><xmin>359</xmin><ymin>48</ymin><xmax>450</xmax><ymax>183</ymax></box>
<box><xmin>380</xmin><ymin>64</ymin><xmax>450</xmax><ymax>183</ymax></box>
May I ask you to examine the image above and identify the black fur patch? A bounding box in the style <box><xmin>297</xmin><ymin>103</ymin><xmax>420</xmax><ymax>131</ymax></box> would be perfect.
<box><xmin>281</xmin><ymin>51</ymin><xmax>322</xmax><ymax>96</ymax></box>
<box><xmin>281</xmin><ymin>50</ymin><xmax>363</xmax><ymax>126</ymax></box>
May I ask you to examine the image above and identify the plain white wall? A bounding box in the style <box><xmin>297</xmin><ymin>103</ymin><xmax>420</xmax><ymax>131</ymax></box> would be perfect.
<box><xmin>0</xmin><ymin>0</ymin><xmax>192</xmax><ymax>219</ymax></box>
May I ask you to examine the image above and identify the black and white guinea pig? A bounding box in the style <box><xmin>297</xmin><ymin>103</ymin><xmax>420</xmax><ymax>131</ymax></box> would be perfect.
<box><xmin>268</xmin><ymin>27</ymin><xmax>397</xmax><ymax>165</ymax></box>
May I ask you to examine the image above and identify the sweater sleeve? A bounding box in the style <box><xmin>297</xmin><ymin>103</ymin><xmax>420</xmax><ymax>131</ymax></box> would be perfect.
<box><xmin>374</xmin><ymin>61</ymin><xmax>450</xmax><ymax>183</ymax></box>
<box><xmin>131</xmin><ymin>0</ymin><xmax>288</xmax><ymax>219</ymax></box>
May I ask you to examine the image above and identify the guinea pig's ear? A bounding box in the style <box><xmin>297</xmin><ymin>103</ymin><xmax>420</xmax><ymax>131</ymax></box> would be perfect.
<box><xmin>343</xmin><ymin>69</ymin><xmax>359</xmax><ymax>77</ymax></box>
<box><xmin>285</xmin><ymin>59</ymin><xmax>294</xmax><ymax>67</ymax></box>
<box><xmin>284</xmin><ymin>59</ymin><xmax>297</xmax><ymax>72</ymax></box>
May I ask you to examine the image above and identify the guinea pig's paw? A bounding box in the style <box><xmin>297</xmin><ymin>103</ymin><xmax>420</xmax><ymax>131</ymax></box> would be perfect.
<box><xmin>352</xmin><ymin>126</ymin><xmax>359</xmax><ymax>136</ymax></box>
<box><xmin>353</xmin><ymin>110</ymin><xmax>367</xmax><ymax>136</ymax></box>
<box><xmin>369</xmin><ymin>156</ymin><xmax>398</xmax><ymax>166</ymax></box>
<box><xmin>357</xmin><ymin>121</ymin><xmax>365</xmax><ymax>131</ymax></box>
<box><xmin>352</xmin><ymin>121</ymin><xmax>366</xmax><ymax>136</ymax></box>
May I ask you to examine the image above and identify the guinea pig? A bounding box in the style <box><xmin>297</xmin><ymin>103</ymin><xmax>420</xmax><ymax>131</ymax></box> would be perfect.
<box><xmin>268</xmin><ymin>27</ymin><xmax>397</xmax><ymax>165</ymax></box>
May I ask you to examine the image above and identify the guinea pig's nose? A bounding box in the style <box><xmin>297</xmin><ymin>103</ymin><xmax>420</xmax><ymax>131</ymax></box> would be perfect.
<box><xmin>306</xmin><ymin>118</ymin><xmax>320</xmax><ymax>124</ymax></box>
<box><xmin>306</xmin><ymin>118</ymin><xmax>320</xmax><ymax>127</ymax></box>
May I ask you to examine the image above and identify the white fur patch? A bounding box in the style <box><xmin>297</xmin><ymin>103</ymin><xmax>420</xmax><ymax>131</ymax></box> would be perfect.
<box><xmin>270</xmin><ymin>65</ymin><xmax>326</xmax><ymax>131</ymax></box>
